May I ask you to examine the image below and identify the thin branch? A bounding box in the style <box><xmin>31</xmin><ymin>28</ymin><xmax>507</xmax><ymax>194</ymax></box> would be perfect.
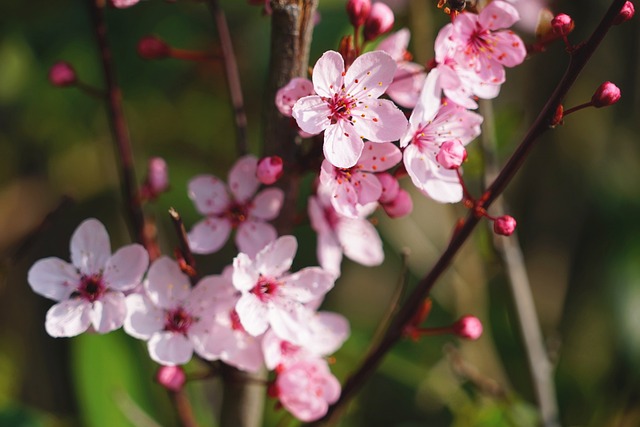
<box><xmin>87</xmin><ymin>0</ymin><xmax>156</xmax><ymax>254</ymax></box>
<box><xmin>310</xmin><ymin>0</ymin><xmax>628</xmax><ymax>423</ymax></box>
<box><xmin>206</xmin><ymin>0</ymin><xmax>249</xmax><ymax>157</ymax></box>
<box><xmin>169</xmin><ymin>390</ymin><xmax>200</xmax><ymax>427</ymax></box>
<box><xmin>168</xmin><ymin>207</ymin><xmax>198</xmax><ymax>285</ymax></box>
<box><xmin>480</xmin><ymin>98</ymin><xmax>559</xmax><ymax>427</ymax></box>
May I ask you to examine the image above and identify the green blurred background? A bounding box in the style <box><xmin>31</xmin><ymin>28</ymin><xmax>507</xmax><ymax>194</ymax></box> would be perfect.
<box><xmin>0</xmin><ymin>0</ymin><xmax>638</xmax><ymax>426</ymax></box>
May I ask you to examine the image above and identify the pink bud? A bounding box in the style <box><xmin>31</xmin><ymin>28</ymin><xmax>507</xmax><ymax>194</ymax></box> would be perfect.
<box><xmin>363</xmin><ymin>2</ymin><xmax>394</xmax><ymax>41</ymax></box>
<box><xmin>493</xmin><ymin>215</ymin><xmax>517</xmax><ymax>236</ymax></box>
<box><xmin>591</xmin><ymin>81</ymin><xmax>621</xmax><ymax>108</ymax></box>
<box><xmin>111</xmin><ymin>0</ymin><xmax>140</xmax><ymax>8</ymax></box>
<box><xmin>436</xmin><ymin>140</ymin><xmax>467</xmax><ymax>170</ymax></box>
<box><xmin>452</xmin><ymin>315</ymin><xmax>483</xmax><ymax>340</ymax></box>
<box><xmin>614</xmin><ymin>1</ymin><xmax>635</xmax><ymax>25</ymax></box>
<box><xmin>137</xmin><ymin>36</ymin><xmax>171</xmax><ymax>60</ymax></box>
<box><xmin>347</xmin><ymin>0</ymin><xmax>372</xmax><ymax>28</ymax></box>
<box><xmin>149</xmin><ymin>157</ymin><xmax>169</xmax><ymax>192</ymax></box>
<box><xmin>382</xmin><ymin>188</ymin><xmax>412</xmax><ymax>218</ymax></box>
<box><xmin>551</xmin><ymin>13</ymin><xmax>574</xmax><ymax>36</ymax></box>
<box><xmin>376</xmin><ymin>172</ymin><xmax>400</xmax><ymax>204</ymax></box>
<box><xmin>156</xmin><ymin>365</ymin><xmax>186</xmax><ymax>392</ymax></box>
<box><xmin>256</xmin><ymin>156</ymin><xmax>284</xmax><ymax>185</ymax></box>
<box><xmin>48</xmin><ymin>61</ymin><xmax>76</xmax><ymax>87</ymax></box>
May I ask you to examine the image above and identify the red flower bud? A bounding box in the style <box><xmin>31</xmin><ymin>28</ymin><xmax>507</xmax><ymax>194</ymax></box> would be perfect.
<box><xmin>256</xmin><ymin>156</ymin><xmax>284</xmax><ymax>185</ymax></box>
<box><xmin>137</xmin><ymin>36</ymin><xmax>171</xmax><ymax>60</ymax></box>
<box><xmin>452</xmin><ymin>315</ymin><xmax>483</xmax><ymax>340</ymax></box>
<box><xmin>49</xmin><ymin>61</ymin><xmax>77</xmax><ymax>87</ymax></box>
<box><xmin>613</xmin><ymin>1</ymin><xmax>635</xmax><ymax>25</ymax></box>
<box><xmin>591</xmin><ymin>81</ymin><xmax>621</xmax><ymax>108</ymax></box>
<box><xmin>346</xmin><ymin>0</ymin><xmax>371</xmax><ymax>28</ymax></box>
<box><xmin>436</xmin><ymin>140</ymin><xmax>467</xmax><ymax>170</ymax></box>
<box><xmin>363</xmin><ymin>2</ymin><xmax>394</xmax><ymax>41</ymax></box>
<box><xmin>493</xmin><ymin>215</ymin><xmax>517</xmax><ymax>236</ymax></box>
<box><xmin>382</xmin><ymin>188</ymin><xmax>413</xmax><ymax>218</ymax></box>
<box><xmin>551</xmin><ymin>13</ymin><xmax>574</xmax><ymax>36</ymax></box>
<box><xmin>156</xmin><ymin>365</ymin><xmax>186</xmax><ymax>392</ymax></box>
<box><xmin>376</xmin><ymin>172</ymin><xmax>400</xmax><ymax>204</ymax></box>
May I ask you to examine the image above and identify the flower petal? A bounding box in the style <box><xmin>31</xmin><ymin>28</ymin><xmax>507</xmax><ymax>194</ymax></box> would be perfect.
<box><xmin>317</xmin><ymin>231</ymin><xmax>343</xmax><ymax>278</ymax></box>
<box><xmin>236</xmin><ymin>221</ymin><xmax>278</xmax><ymax>259</ymax></box>
<box><xmin>335</xmin><ymin>217</ymin><xmax>384</xmax><ymax>267</ymax></box>
<box><xmin>292</xmin><ymin>95</ymin><xmax>331</xmax><ymax>135</ymax></box>
<box><xmin>255</xmin><ymin>235</ymin><xmax>297</xmax><ymax>278</ymax></box>
<box><xmin>124</xmin><ymin>293</ymin><xmax>164</xmax><ymax>340</ymax></box>
<box><xmin>358</xmin><ymin>141</ymin><xmax>402</xmax><ymax>172</ymax></box>
<box><xmin>70</xmin><ymin>218</ymin><xmax>111</xmax><ymax>276</ymax></box>
<box><xmin>303</xmin><ymin>311</ymin><xmax>350</xmax><ymax>356</ymax></box>
<box><xmin>232</xmin><ymin>252</ymin><xmax>260</xmax><ymax>292</ymax></box>
<box><xmin>479</xmin><ymin>0</ymin><xmax>520</xmax><ymax>30</ymax></box>
<box><xmin>45</xmin><ymin>299</ymin><xmax>92</xmax><ymax>337</ymax></box>
<box><xmin>353</xmin><ymin>171</ymin><xmax>382</xmax><ymax>206</ymax></box>
<box><xmin>323</xmin><ymin>121</ymin><xmax>364</xmax><ymax>169</ymax></box>
<box><xmin>187</xmin><ymin>217</ymin><xmax>232</xmax><ymax>254</ymax></box>
<box><xmin>344</xmin><ymin>50</ymin><xmax>396</xmax><ymax>100</ymax></box>
<box><xmin>148</xmin><ymin>331</ymin><xmax>194</xmax><ymax>366</ymax></box>
<box><xmin>103</xmin><ymin>244</ymin><xmax>149</xmax><ymax>291</ymax></box>
<box><xmin>312</xmin><ymin>50</ymin><xmax>344</xmax><ymax>98</ymax></box>
<box><xmin>145</xmin><ymin>256</ymin><xmax>191</xmax><ymax>309</ymax></box>
<box><xmin>90</xmin><ymin>291</ymin><xmax>127</xmax><ymax>333</ymax></box>
<box><xmin>352</xmin><ymin>99</ymin><xmax>408</xmax><ymax>143</ymax></box>
<box><xmin>28</xmin><ymin>257</ymin><xmax>79</xmax><ymax>301</ymax></box>
<box><xmin>377</xmin><ymin>28</ymin><xmax>410</xmax><ymax>61</ymax></box>
<box><xmin>268</xmin><ymin>300</ymin><xmax>313</xmax><ymax>345</ymax></box>
<box><xmin>228</xmin><ymin>155</ymin><xmax>260</xmax><ymax>202</ymax></box>
<box><xmin>235</xmin><ymin>293</ymin><xmax>269</xmax><ymax>336</ymax></box>
<box><xmin>188</xmin><ymin>175</ymin><xmax>229</xmax><ymax>215</ymax></box>
<box><xmin>280</xmin><ymin>267</ymin><xmax>335</xmax><ymax>303</ymax></box>
<box><xmin>250</xmin><ymin>188</ymin><xmax>284</xmax><ymax>220</ymax></box>
<box><xmin>386</xmin><ymin>61</ymin><xmax>426</xmax><ymax>108</ymax></box>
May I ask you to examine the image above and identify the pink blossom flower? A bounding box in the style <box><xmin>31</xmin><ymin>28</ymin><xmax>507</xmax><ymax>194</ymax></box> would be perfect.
<box><xmin>591</xmin><ymin>81</ymin><xmax>621</xmax><ymax>108</ymax></box>
<box><xmin>188</xmin><ymin>155</ymin><xmax>284</xmax><ymax>258</ymax></box>
<box><xmin>448</xmin><ymin>1</ymin><xmax>526</xmax><ymax>85</ymax></box>
<box><xmin>292</xmin><ymin>50</ymin><xmax>408</xmax><ymax>168</ymax></box>
<box><xmin>263</xmin><ymin>311</ymin><xmax>349</xmax><ymax>370</ymax></box>
<box><xmin>111</xmin><ymin>0</ymin><xmax>140</xmax><ymax>8</ymax></box>
<box><xmin>319</xmin><ymin>141</ymin><xmax>401</xmax><ymax>218</ymax></box>
<box><xmin>232</xmin><ymin>236</ymin><xmax>336</xmax><ymax>344</ymax></box>
<box><xmin>400</xmin><ymin>70</ymin><xmax>483</xmax><ymax>203</ymax></box>
<box><xmin>275</xmin><ymin>78</ymin><xmax>315</xmax><ymax>117</ymax></box>
<box><xmin>377</xmin><ymin>28</ymin><xmax>427</xmax><ymax>108</ymax></box>
<box><xmin>308</xmin><ymin>189</ymin><xmax>383</xmax><ymax>277</ymax></box>
<box><xmin>493</xmin><ymin>215</ymin><xmax>517</xmax><ymax>236</ymax></box>
<box><xmin>376</xmin><ymin>172</ymin><xmax>400</xmax><ymax>203</ymax></box>
<box><xmin>28</xmin><ymin>219</ymin><xmax>149</xmax><ymax>337</ymax></box>
<box><xmin>124</xmin><ymin>257</ymin><xmax>228</xmax><ymax>366</ymax></box>
<box><xmin>275</xmin><ymin>357</ymin><xmax>341</xmax><ymax>422</ymax></box>
<box><xmin>257</xmin><ymin>156</ymin><xmax>284</xmax><ymax>185</ymax></box>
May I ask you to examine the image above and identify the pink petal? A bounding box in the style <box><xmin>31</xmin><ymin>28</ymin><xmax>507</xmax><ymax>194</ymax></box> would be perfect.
<box><xmin>187</xmin><ymin>275</ymin><xmax>238</xmax><ymax>315</ymax></box>
<box><xmin>492</xmin><ymin>31</ymin><xmax>526</xmax><ymax>67</ymax></box>
<box><xmin>280</xmin><ymin>267</ymin><xmax>335</xmax><ymax>303</ymax></box>
<box><xmin>250</xmin><ymin>188</ymin><xmax>284</xmax><ymax>220</ymax></box>
<box><xmin>323</xmin><ymin>121</ymin><xmax>364</xmax><ymax>169</ymax></box>
<box><xmin>404</xmin><ymin>145</ymin><xmax>463</xmax><ymax>202</ymax></box>
<box><xmin>187</xmin><ymin>217</ymin><xmax>232</xmax><ymax>254</ymax></box>
<box><xmin>352</xmin><ymin>99</ymin><xmax>407</xmax><ymax>143</ymax></box>
<box><xmin>235</xmin><ymin>293</ymin><xmax>269</xmax><ymax>336</ymax></box>
<box><xmin>311</xmin><ymin>51</ymin><xmax>344</xmax><ymax>98</ymax></box>
<box><xmin>268</xmin><ymin>300</ymin><xmax>313</xmax><ymax>344</ymax></box>
<box><xmin>191</xmin><ymin>321</ymin><xmax>264</xmax><ymax>372</ymax></box>
<box><xmin>45</xmin><ymin>299</ymin><xmax>92</xmax><ymax>337</ymax></box>
<box><xmin>353</xmin><ymin>171</ymin><xmax>382</xmax><ymax>206</ymax></box>
<box><xmin>254</xmin><ymin>235</ymin><xmax>297</xmax><ymax>278</ymax></box>
<box><xmin>103</xmin><ymin>244</ymin><xmax>149</xmax><ymax>291</ymax></box>
<box><xmin>330</xmin><ymin>180</ymin><xmax>359</xmax><ymax>219</ymax></box>
<box><xmin>386</xmin><ymin>61</ymin><xmax>426</xmax><ymax>108</ymax></box>
<box><xmin>377</xmin><ymin>28</ymin><xmax>410</xmax><ymax>61</ymax></box>
<box><xmin>188</xmin><ymin>175</ymin><xmax>229</xmax><ymax>215</ymax></box>
<box><xmin>317</xmin><ymin>232</ymin><xmax>343</xmax><ymax>278</ymax></box>
<box><xmin>148</xmin><ymin>331</ymin><xmax>194</xmax><ymax>366</ymax></box>
<box><xmin>292</xmin><ymin>95</ymin><xmax>331</xmax><ymax>135</ymax></box>
<box><xmin>344</xmin><ymin>50</ymin><xmax>397</xmax><ymax>100</ymax></box>
<box><xmin>228</xmin><ymin>155</ymin><xmax>260</xmax><ymax>203</ymax></box>
<box><xmin>124</xmin><ymin>293</ymin><xmax>164</xmax><ymax>340</ymax></box>
<box><xmin>305</xmin><ymin>312</ymin><xmax>350</xmax><ymax>356</ymax></box>
<box><xmin>413</xmin><ymin>68</ymin><xmax>443</xmax><ymax>126</ymax></box>
<box><xmin>276</xmin><ymin>77</ymin><xmax>315</xmax><ymax>117</ymax></box>
<box><xmin>28</xmin><ymin>257</ymin><xmax>79</xmax><ymax>301</ymax></box>
<box><xmin>145</xmin><ymin>256</ymin><xmax>191</xmax><ymax>310</ymax></box>
<box><xmin>308</xmin><ymin>195</ymin><xmax>331</xmax><ymax>235</ymax></box>
<box><xmin>358</xmin><ymin>141</ymin><xmax>402</xmax><ymax>172</ymax></box>
<box><xmin>335</xmin><ymin>217</ymin><xmax>384</xmax><ymax>267</ymax></box>
<box><xmin>90</xmin><ymin>291</ymin><xmax>127</xmax><ymax>333</ymax></box>
<box><xmin>236</xmin><ymin>221</ymin><xmax>278</xmax><ymax>258</ymax></box>
<box><xmin>422</xmin><ymin>171</ymin><xmax>463</xmax><ymax>203</ymax></box>
<box><xmin>70</xmin><ymin>218</ymin><xmax>111</xmax><ymax>276</ymax></box>
<box><xmin>232</xmin><ymin>253</ymin><xmax>260</xmax><ymax>292</ymax></box>
<box><xmin>479</xmin><ymin>0</ymin><xmax>520</xmax><ymax>30</ymax></box>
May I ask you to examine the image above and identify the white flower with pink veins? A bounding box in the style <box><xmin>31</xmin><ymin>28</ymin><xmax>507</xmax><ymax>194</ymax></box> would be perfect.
<box><xmin>27</xmin><ymin>218</ymin><xmax>149</xmax><ymax>337</ymax></box>
<box><xmin>124</xmin><ymin>257</ymin><xmax>231</xmax><ymax>366</ymax></box>
<box><xmin>187</xmin><ymin>155</ymin><xmax>284</xmax><ymax>258</ymax></box>
<box><xmin>232</xmin><ymin>236</ymin><xmax>335</xmax><ymax>345</ymax></box>
<box><xmin>292</xmin><ymin>50</ymin><xmax>408</xmax><ymax>168</ymax></box>
<box><xmin>400</xmin><ymin>69</ymin><xmax>483</xmax><ymax>203</ymax></box>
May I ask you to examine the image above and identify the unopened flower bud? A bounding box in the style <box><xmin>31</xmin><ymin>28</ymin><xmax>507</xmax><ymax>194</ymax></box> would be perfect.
<box><xmin>551</xmin><ymin>13</ymin><xmax>574</xmax><ymax>36</ymax></box>
<box><xmin>137</xmin><ymin>36</ymin><xmax>171</xmax><ymax>60</ymax></box>
<box><xmin>256</xmin><ymin>156</ymin><xmax>284</xmax><ymax>185</ymax></box>
<box><xmin>436</xmin><ymin>140</ymin><xmax>467</xmax><ymax>170</ymax></box>
<box><xmin>493</xmin><ymin>215</ymin><xmax>517</xmax><ymax>236</ymax></box>
<box><xmin>49</xmin><ymin>61</ymin><xmax>76</xmax><ymax>87</ymax></box>
<box><xmin>156</xmin><ymin>365</ymin><xmax>186</xmax><ymax>392</ymax></box>
<box><xmin>613</xmin><ymin>1</ymin><xmax>635</xmax><ymax>25</ymax></box>
<box><xmin>376</xmin><ymin>172</ymin><xmax>400</xmax><ymax>204</ymax></box>
<box><xmin>148</xmin><ymin>157</ymin><xmax>169</xmax><ymax>193</ymax></box>
<box><xmin>363</xmin><ymin>2</ymin><xmax>394</xmax><ymax>41</ymax></box>
<box><xmin>382</xmin><ymin>189</ymin><xmax>412</xmax><ymax>218</ymax></box>
<box><xmin>591</xmin><ymin>81</ymin><xmax>621</xmax><ymax>108</ymax></box>
<box><xmin>347</xmin><ymin>0</ymin><xmax>372</xmax><ymax>28</ymax></box>
<box><xmin>452</xmin><ymin>315</ymin><xmax>483</xmax><ymax>340</ymax></box>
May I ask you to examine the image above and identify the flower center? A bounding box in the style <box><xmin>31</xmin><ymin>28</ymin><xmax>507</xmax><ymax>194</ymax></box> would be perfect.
<box><xmin>225</xmin><ymin>202</ymin><xmax>250</xmax><ymax>228</ymax></box>
<box><xmin>466</xmin><ymin>25</ymin><xmax>495</xmax><ymax>58</ymax></box>
<box><xmin>165</xmin><ymin>307</ymin><xmax>193</xmax><ymax>335</ymax></box>
<box><xmin>77</xmin><ymin>274</ymin><xmax>105</xmax><ymax>302</ymax></box>
<box><xmin>327</xmin><ymin>93</ymin><xmax>356</xmax><ymax>124</ymax></box>
<box><xmin>250</xmin><ymin>275</ymin><xmax>280</xmax><ymax>302</ymax></box>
